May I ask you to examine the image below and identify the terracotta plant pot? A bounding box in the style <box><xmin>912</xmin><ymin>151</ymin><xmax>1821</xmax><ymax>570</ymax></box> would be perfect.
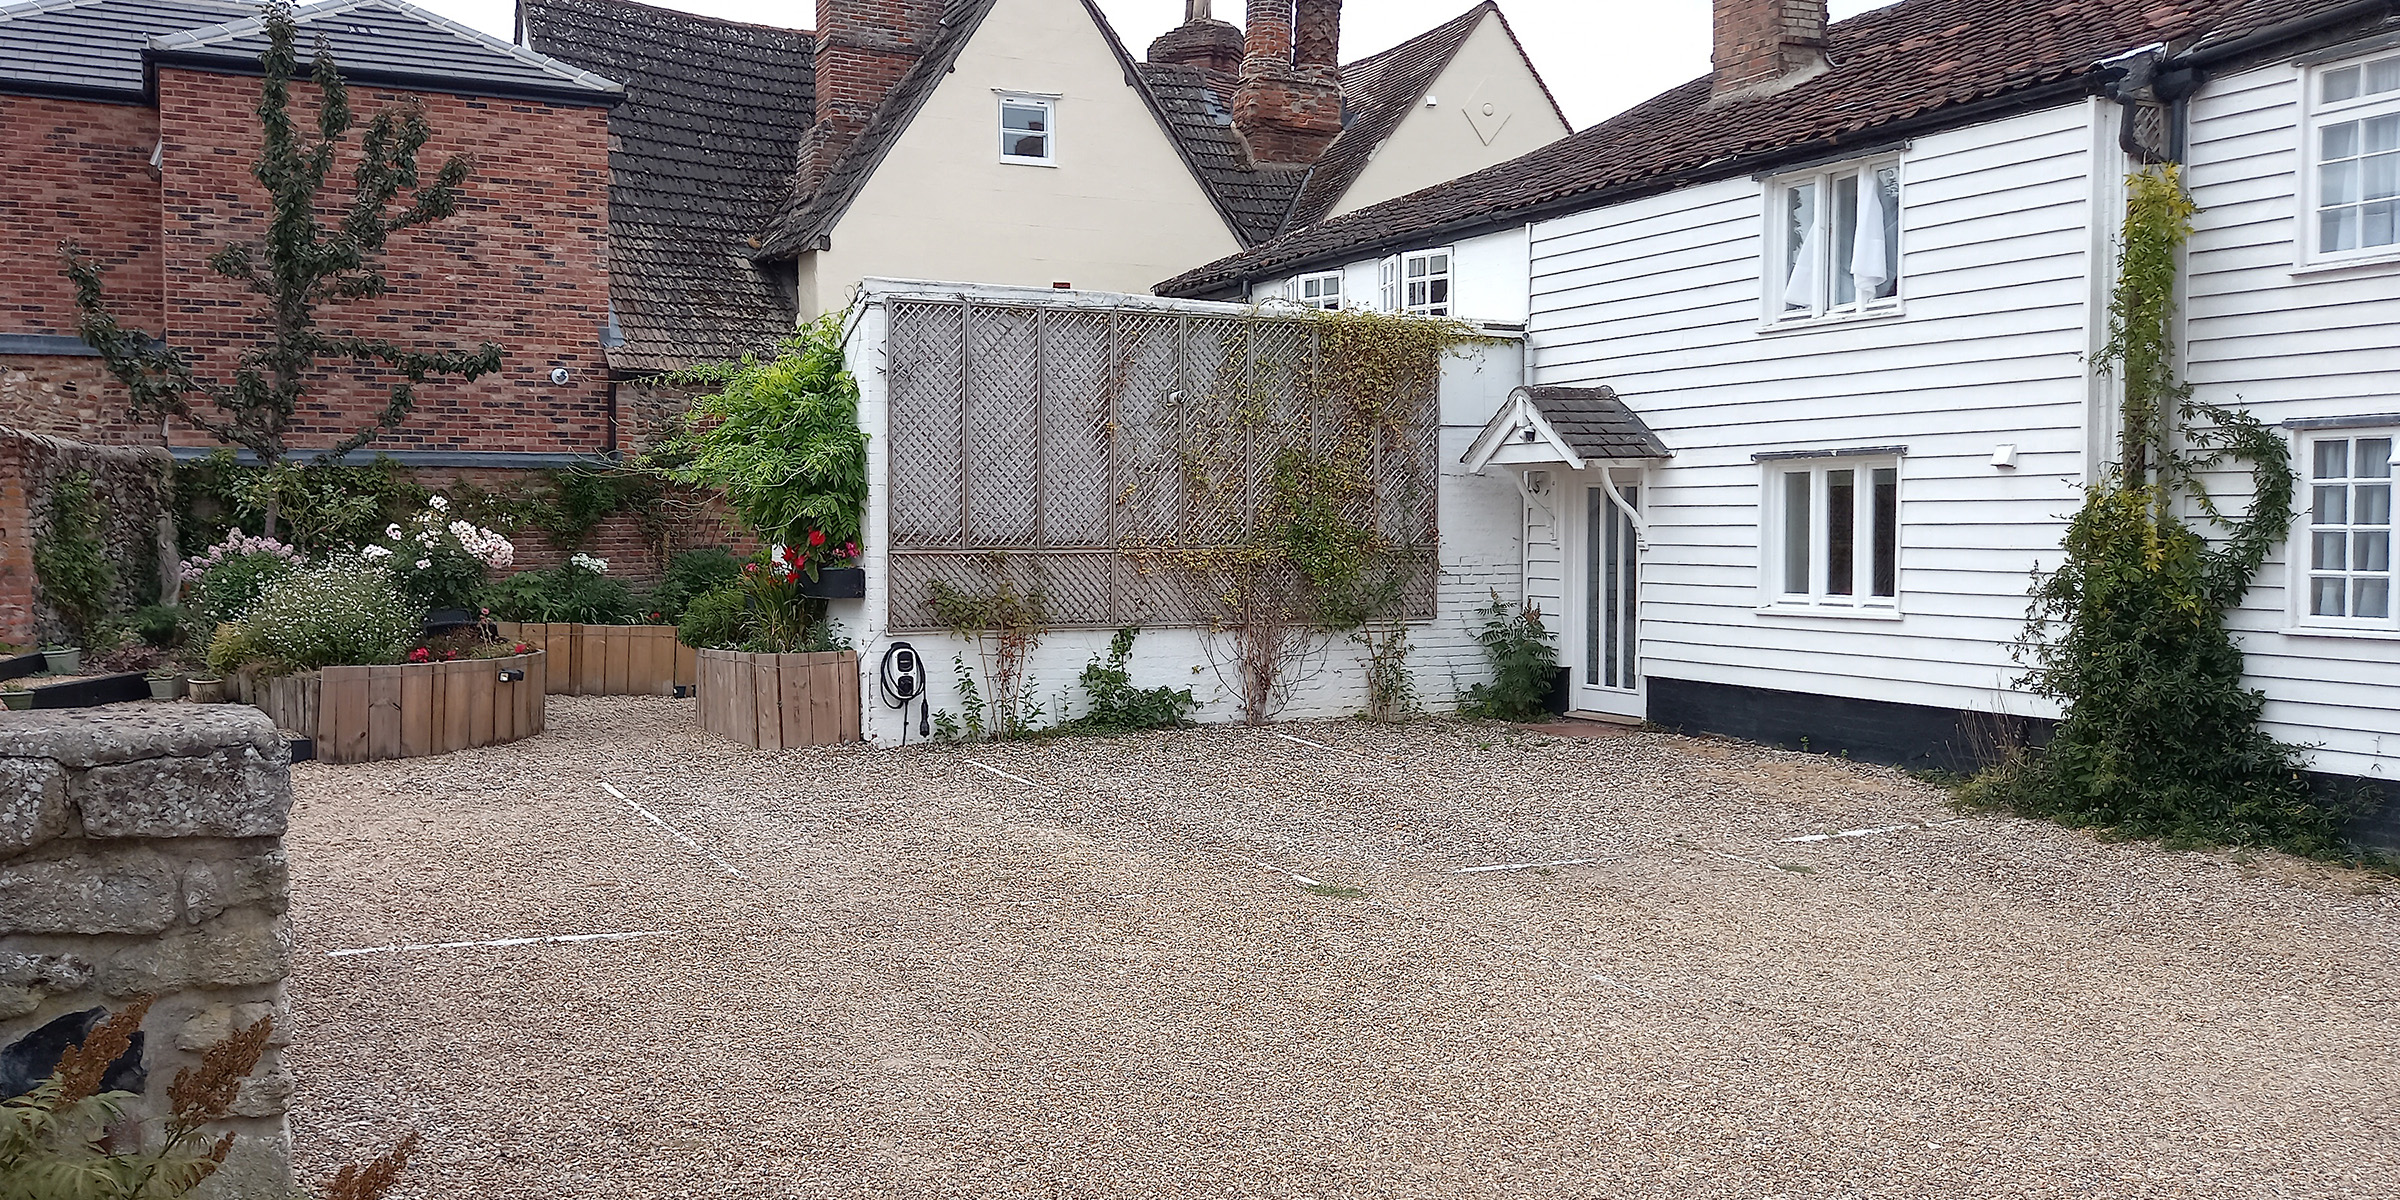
<box><xmin>43</xmin><ymin>648</ymin><xmax>81</xmax><ymax>674</ymax></box>
<box><xmin>187</xmin><ymin>676</ymin><xmax>226</xmax><ymax>704</ymax></box>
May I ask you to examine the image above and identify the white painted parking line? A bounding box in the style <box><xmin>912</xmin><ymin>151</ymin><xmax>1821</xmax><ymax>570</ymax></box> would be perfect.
<box><xmin>1455</xmin><ymin>857</ymin><xmax>1610</xmax><ymax>875</ymax></box>
<box><xmin>327</xmin><ymin>931</ymin><xmax>671</xmax><ymax>958</ymax></box>
<box><xmin>966</xmin><ymin>760</ymin><xmax>1041</xmax><ymax>788</ymax></box>
<box><xmin>601</xmin><ymin>781</ymin><xmax>748</xmax><ymax>878</ymax></box>
<box><xmin>1777</xmin><ymin>823</ymin><xmax>1918</xmax><ymax>843</ymax></box>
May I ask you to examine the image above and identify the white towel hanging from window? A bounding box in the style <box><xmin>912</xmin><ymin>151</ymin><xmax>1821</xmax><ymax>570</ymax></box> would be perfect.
<box><xmin>1783</xmin><ymin>216</ymin><xmax>1820</xmax><ymax>310</ymax></box>
<box><xmin>1851</xmin><ymin>173</ymin><xmax>1892</xmax><ymax>300</ymax></box>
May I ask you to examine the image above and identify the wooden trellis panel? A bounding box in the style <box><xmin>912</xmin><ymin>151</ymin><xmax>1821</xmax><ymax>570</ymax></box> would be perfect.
<box><xmin>884</xmin><ymin>299</ymin><xmax>1441</xmax><ymax>632</ymax></box>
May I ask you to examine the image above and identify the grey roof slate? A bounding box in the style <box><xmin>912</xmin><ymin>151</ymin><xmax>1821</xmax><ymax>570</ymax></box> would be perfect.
<box><xmin>521</xmin><ymin>0</ymin><xmax>812</xmax><ymax>371</ymax></box>
<box><xmin>0</xmin><ymin>0</ymin><xmax>620</xmax><ymax>101</ymax></box>
<box><xmin>1522</xmin><ymin>386</ymin><xmax>1669</xmax><ymax>460</ymax></box>
<box><xmin>1135</xmin><ymin>61</ymin><xmax>1309</xmax><ymax>246</ymax></box>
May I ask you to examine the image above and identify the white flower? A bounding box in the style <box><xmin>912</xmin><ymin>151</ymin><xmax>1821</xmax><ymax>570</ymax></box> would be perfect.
<box><xmin>428</xmin><ymin>495</ymin><xmax>450</xmax><ymax>511</ymax></box>
<box><xmin>415</xmin><ymin>559</ymin><xmax>432</xmax><ymax>570</ymax></box>
<box><xmin>385</xmin><ymin>524</ymin><xmax>402</xmax><ymax>540</ymax></box>
<box><xmin>361</xmin><ymin>545</ymin><xmax>393</xmax><ymax>561</ymax></box>
<box><xmin>571</xmin><ymin>553</ymin><xmax>609</xmax><ymax>574</ymax></box>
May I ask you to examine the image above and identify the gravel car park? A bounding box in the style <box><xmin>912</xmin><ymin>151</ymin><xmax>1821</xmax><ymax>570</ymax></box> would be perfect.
<box><xmin>284</xmin><ymin>698</ymin><xmax>2400</xmax><ymax>1199</ymax></box>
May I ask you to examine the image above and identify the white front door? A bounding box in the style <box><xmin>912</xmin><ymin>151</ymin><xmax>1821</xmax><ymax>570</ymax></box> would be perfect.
<box><xmin>1575</xmin><ymin>469</ymin><xmax>1644</xmax><ymax>720</ymax></box>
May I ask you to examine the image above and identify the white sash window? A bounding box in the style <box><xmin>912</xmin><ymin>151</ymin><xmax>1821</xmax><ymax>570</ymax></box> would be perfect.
<box><xmin>1769</xmin><ymin>161</ymin><xmax>1902</xmax><ymax>321</ymax></box>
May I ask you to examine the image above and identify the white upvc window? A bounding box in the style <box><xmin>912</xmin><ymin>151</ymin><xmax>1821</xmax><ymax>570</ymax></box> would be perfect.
<box><xmin>2297</xmin><ymin>429</ymin><xmax>2396</xmax><ymax>627</ymax></box>
<box><xmin>1760</xmin><ymin>454</ymin><xmax>1901</xmax><ymax>611</ymax></box>
<box><xmin>999</xmin><ymin>94</ymin><xmax>1056</xmax><ymax>165</ymax></box>
<box><xmin>1292</xmin><ymin>271</ymin><xmax>1343</xmax><ymax>310</ymax></box>
<box><xmin>2306</xmin><ymin>52</ymin><xmax>2400</xmax><ymax>262</ymax></box>
<box><xmin>1768</xmin><ymin>160</ymin><xmax>1902</xmax><ymax>321</ymax></box>
<box><xmin>1384</xmin><ymin>249</ymin><xmax>1451</xmax><ymax>315</ymax></box>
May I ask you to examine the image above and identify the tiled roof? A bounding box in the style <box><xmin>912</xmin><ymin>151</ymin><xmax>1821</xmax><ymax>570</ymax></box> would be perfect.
<box><xmin>0</xmin><ymin>0</ymin><xmax>617</xmax><ymax>102</ymax></box>
<box><xmin>1523</xmin><ymin>386</ymin><xmax>1669</xmax><ymax>460</ymax></box>
<box><xmin>1284</xmin><ymin>2</ymin><xmax>1563</xmax><ymax>233</ymax></box>
<box><xmin>151</xmin><ymin>0</ymin><xmax>622</xmax><ymax>100</ymax></box>
<box><xmin>522</xmin><ymin>0</ymin><xmax>811</xmax><ymax>371</ymax></box>
<box><xmin>1136</xmin><ymin>61</ymin><xmax>1309</xmax><ymax>246</ymax></box>
<box><xmin>0</xmin><ymin>0</ymin><xmax>252</xmax><ymax>98</ymax></box>
<box><xmin>1159</xmin><ymin>0</ymin><xmax>2391</xmax><ymax>297</ymax></box>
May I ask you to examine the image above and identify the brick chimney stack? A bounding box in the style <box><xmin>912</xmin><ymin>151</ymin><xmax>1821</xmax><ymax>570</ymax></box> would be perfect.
<box><xmin>798</xmin><ymin>0</ymin><xmax>947</xmax><ymax>196</ymax></box>
<box><xmin>1147</xmin><ymin>0</ymin><xmax>1246</xmax><ymax>75</ymax></box>
<box><xmin>1710</xmin><ymin>0</ymin><xmax>1828</xmax><ymax>103</ymax></box>
<box><xmin>1231</xmin><ymin>0</ymin><xmax>1344</xmax><ymax>166</ymax></box>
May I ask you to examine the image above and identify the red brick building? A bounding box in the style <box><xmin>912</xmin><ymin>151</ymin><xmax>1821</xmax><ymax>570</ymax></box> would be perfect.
<box><xmin>0</xmin><ymin>0</ymin><xmax>636</xmax><ymax>641</ymax></box>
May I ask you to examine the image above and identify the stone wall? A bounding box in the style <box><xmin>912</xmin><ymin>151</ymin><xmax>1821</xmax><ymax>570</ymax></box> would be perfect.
<box><xmin>0</xmin><ymin>425</ymin><xmax>176</xmax><ymax>648</ymax></box>
<box><xmin>0</xmin><ymin>707</ymin><xmax>293</xmax><ymax>1198</ymax></box>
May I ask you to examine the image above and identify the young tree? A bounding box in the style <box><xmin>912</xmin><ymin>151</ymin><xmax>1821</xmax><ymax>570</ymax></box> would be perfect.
<box><xmin>63</xmin><ymin>3</ymin><xmax>501</xmax><ymax>534</ymax></box>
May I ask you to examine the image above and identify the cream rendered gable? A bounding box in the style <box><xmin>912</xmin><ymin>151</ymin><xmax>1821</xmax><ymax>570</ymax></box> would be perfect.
<box><xmin>802</xmin><ymin>0</ymin><xmax>1243</xmax><ymax>318</ymax></box>
<box><xmin>1330</xmin><ymin>10</ymin><xmax>1570</xmax><ymax>221</ymax></box>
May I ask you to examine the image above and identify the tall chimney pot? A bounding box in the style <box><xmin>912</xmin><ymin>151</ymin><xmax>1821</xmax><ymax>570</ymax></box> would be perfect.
<box><xmin>797</xmin><ymin>0</ymin><xmax>946</xmax><ymax>198</ymax></box>
<box><xmin>1232</xmin><ymin>0</ymin><xmax>1344</xmax><ymax>165</ymax></box>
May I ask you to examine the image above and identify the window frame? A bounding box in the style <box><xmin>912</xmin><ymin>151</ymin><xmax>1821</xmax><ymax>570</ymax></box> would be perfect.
<box><xmin>1392</xmin><ymin>248</ymin><xmax>1453</xmax><ymax>316</ymax></box>
<box><xmin>1291</xmin><ymin>271</ymin><xmax>1344</xmax><ymax>311</ymax></box>
<box><xmin>2301</xmin><ymin>50</ymin><xmax>2400</xmax><ymax>266</ymax></box>
<box><xmin>1757</xmin><ymin>453</ymin><xmax>1904</xmax><ymax>616</ymax></box>
<box><xmin>1763</xmin><ymin>158</ymin><xmax>1904</xmax><ymax>325</ymax></box>
<box><xmin>2288</xmin><ymin>427</ymin><xmax>2398</xmax><ymax>632</ymax></box>
<box><xmin>997</xmin><ymin>93</ymin><xmax>1058</xmax><ymax>167</ymax></box>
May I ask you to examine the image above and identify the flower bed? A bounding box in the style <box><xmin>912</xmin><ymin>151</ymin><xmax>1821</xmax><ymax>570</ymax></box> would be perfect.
<box><xmin>243</xmin><ymin>650</ymin><xmax>546</xmax><ymax>764</ymax></box>
<box><xmin>696</xmin><ymin>649</ymin><xmax>860</xmax><ymax>750</ymax></box>
<box><xmin>493</xmin><ymin>622</ymin><xmax>695</xmax><ymax>697</ymax></box>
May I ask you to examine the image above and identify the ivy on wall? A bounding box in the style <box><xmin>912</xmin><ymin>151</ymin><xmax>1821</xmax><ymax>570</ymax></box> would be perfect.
<box><xmin>1968</xmin><ymin>166</ymin><xmax>2364</xmax><ymax>855</ymax></box>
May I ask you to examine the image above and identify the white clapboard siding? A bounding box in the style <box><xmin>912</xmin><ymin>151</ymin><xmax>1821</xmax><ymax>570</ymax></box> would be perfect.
<box><xmin>2185</xmin><ymin>58</ymin><xmax>2400</xmax><ymax>778</ymax></box>
<box><xmin>1522</xmin><ymin>100</ymin><xmax>2103</xmax><ymax>723</ymax></box>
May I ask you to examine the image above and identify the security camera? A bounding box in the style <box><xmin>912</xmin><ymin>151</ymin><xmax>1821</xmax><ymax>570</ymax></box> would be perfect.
<box><xmin>550</xmin><ymin>367</ymin><xmax>571</xmax><ymax>385</ymax></box>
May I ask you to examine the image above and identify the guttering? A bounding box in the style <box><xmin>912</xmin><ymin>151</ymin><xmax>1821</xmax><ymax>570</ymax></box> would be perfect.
<box><xmin>2176</xmin><ymin>0</ymin><xmax>2397</xmax><ymax>69</ymax></box>
<box><xmin>1167</xmin><ymin>72</ymin><xmax>2101</xmax><ymax>297</ymax></box>
<box><xmin>145</xmin><ymin>51</ymin><xmax>627</xmax><ymax>108</ymax></box>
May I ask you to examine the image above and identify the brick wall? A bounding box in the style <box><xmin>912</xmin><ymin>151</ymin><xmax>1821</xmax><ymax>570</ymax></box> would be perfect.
<box><xmin>800</xmin><ymin>0</ymin><xmax>946</xmax><ymax>194</ymax></box>
<box><xmin>0</xmin><ymin>357</ymin><xmax>157</xmax><ymax>445</ymax></box>
<box><xmin>0</xmin><ymin>95</ymin><xmax>162</xmax><ymax>338</ymax></box>
<box><xmin>1710</xmin><ymin>0</ymin><xmax>1828</xmax><ymax>96</ymax></box>
<box><xmin>151</xmin><ymin>68</ymin><xmax>613</xmax><ymax>456</ymax></box>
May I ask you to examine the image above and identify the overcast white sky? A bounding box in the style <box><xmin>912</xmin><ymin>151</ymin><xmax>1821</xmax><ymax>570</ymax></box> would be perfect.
<box><xmin>419</xmin><ymin>0</ymin><xmax>1898</xmax><ymax>129</ymax></box>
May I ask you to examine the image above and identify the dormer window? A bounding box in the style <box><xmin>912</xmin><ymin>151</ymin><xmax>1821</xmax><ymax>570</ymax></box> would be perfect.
<box><xmin>2307</xmin><ymin>52</ymin><xmax>2400</xmax><ymax>262</ymax></box>
<box><xmin>999</xmin><ymin>95</ymin><xmax>1056</xmax><ymax>165</ymax></box>
<box><xmin>1768</xmin><ymin>160</ymin><xmax>1902</xmax><ymax>322</ymax></box>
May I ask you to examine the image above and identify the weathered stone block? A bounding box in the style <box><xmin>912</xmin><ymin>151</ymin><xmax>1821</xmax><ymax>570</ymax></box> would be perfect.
<box><xmin>173</xmin><ymin>999</ymin><xmax>285</xmax><ymax>1052</ymax></box>
<box><xmin>0</xmin><ymin>708</ymin><xmax>283</xmax><ymax>769</ymax></box>
<box><xmin>181</xmin><ymin>852</ymin><xmax>289</xmax><ymax>925</ymax></box>
<box><xmin>229</xmin><ymin>1056</ymin><xmax>291</xmax><ymax>1119</ymax></box>
<box><xmin>74</xmin><ymin>745</ymin><xmax>290</xmax><ymax>839</ymax></box>
<box><xmin>0</xmin><ymin>758</ymin><xmax>70</xmax><ymax>856</ymax></box>
<box><xmin>0</xmin><ymin>985</ymin><xmax>35</xmax><ymax>1019</ymax></box>
<box><xmin>0</xmin><ymin>948</ymin><xmax>96</xmax><ymax>993</ymax></box>
<box><xmin>189</xmin><ymin>1125</ymin><xmax>293</xmax><ymax>1200</ymax></box>
<box><xmin>97</xmin><ymin>909</ymin><xmax>291</xmax><ymax>997</ymax></box>
<box><xmin>0</xmin><ymin>848</ymin><xmax>178</xmax><ymax>935</ymax></box>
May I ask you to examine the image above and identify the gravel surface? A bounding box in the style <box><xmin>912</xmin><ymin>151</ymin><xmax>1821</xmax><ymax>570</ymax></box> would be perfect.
<box><xmin>283</xmin><ymin>698</ymin><xmax>2400</xmax><ymax>1199</ymax></box>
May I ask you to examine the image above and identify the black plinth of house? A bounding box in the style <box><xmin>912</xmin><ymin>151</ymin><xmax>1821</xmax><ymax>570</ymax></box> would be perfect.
<box><xmin>799</xmin><ymin>567</ymin><xmax>866</xmax><ymax>599</ymax></box>
<box><xmin>29</xmin><ymin>672</ymin><xmax>149</xmax><ymax>709</ymax></box>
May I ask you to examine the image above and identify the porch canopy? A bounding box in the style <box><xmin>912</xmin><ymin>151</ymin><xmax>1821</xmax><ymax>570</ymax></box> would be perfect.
<box><xmin>1463</xmin><ymin>385</ymin><xmax>1670</xmax><ymax>472</ymax></box>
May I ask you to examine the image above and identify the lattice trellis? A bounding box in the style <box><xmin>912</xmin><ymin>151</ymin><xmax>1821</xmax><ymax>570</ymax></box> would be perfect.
<box><xmin>884</xmin><ymin>299</ymin><xmax>1441</xmax><ymax>632</ymax></box>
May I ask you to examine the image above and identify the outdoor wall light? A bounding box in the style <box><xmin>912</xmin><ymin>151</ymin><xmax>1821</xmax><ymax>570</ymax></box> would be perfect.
<box><xmin>550</xmin><ymin>367</ymin><xmax>572</xmax><ymax>385</ymax></box>
<box><xmin>497</xmin><ymin>668</ymin><xmax>526</xmax><ymax>683</ymax></box>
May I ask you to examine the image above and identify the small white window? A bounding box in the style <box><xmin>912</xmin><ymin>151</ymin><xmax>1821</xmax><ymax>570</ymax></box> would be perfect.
<box><xmin>1760</xmin><ymin>455</ymin><xmax>1901</xmax><ymax>610</ymax></box>
<box><xmin>1399</xmin><ymin>249</ymin><xmax>1451</xmax><ymax>316</ymax></box>
<box><xmin>2308</xmin><ymin>53</ymin><xmax>2400</xmax><ymax>260</ymax></box>
<box><xmin>999</xmin><ymin>95</ymin><xmax>1054</xmax><ymax>165</ymax></box>
<box><xmin>2297</xmin><ymin>430</ymin><xmax>2396</xmax><ymax>626</ymax></box>
<box><xmin>1292</xmin><ymin>271</ymin><xmax>1343</xmax><ymax>310</ymax></box>
<box><xmin>1769</xmin><ymin>161</ymin><xmax>1901</xmax><ymax>321</ymax></box>
<box><xmin>1379</xmin><ymin>257</ymin><xmax>1399</xmax><ymax>311</ymax></box>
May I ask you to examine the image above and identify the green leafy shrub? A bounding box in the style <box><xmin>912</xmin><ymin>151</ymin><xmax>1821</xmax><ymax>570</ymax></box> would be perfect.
<box><xmin>178</xmin><ymin>531</ymin><xmax>300</xmax><ymax>627</ymax></box>
<box><xmin>657</xmin><ymin>314</ymin><xmax>867</xmax><ymax>577</ymax></box>
<box><xmin>484</xmin><ymin>560</ymin><xmax>640</xmax><ymax>624</ymax></box>
<box><xmin>33</xmin><ymin>471</ymin><xmax>116</xmax><ymax>642</ymax></box>
<box><xmin>1068</xmin><ymin>628</ymin><xmax>1198</xmax><ymax>735</ymax></box>
<box><xmin>363</xmin><ymin>496</ymin><xmax>513</xmax><ymax>610</ymax></box>
<box><xmin>643</xmin><ymin>547</ymin><xmax>745</xmax><ymax>624</ymax></box>
<box><xmin>220</xmin><ymin>556</ymin><xmax>422</xmax><ymax>672</ymax></box>
<box><xmin>1460</xmin><ymin>594</ymin><xmax>1557</xmax><ymax>721</ymax></box>
<box><xmin>677</xmin><ymin>581</ymin><xmax>753</xmax><ymax>650</ymax></box>
<box><xmin>130</xmin><ymin>604</ymin><xmax>187</xmax><ymax>649</ymax></box>
<box><xmin>1965</xmin><ymin>166</ymin><xmax>2358</xmax><ymax>856</ymax></box>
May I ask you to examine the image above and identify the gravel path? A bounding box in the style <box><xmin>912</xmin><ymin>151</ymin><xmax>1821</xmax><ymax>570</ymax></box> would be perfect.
<box><xmin>283</xmin><ymin>698</ymin><xmax>2400</xmax><ymax>1199</ymax></box>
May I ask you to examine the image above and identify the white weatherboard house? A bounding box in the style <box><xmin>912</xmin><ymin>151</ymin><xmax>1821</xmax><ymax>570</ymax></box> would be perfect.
<box><xmin>1161</xmin><ymin>0</ymin><xmax>2400</xmax><ymax>836</ymax></box>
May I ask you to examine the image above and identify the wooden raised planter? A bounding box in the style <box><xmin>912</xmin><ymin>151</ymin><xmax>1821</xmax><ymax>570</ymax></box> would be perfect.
<box><xmin>493</xmin><ymin>622</ymin><xmax>695</xmax><ymax>696</ymax></box>
<box><xmin>246</xmin><ymin>651</ymin><xmax>547</xmax><ymax>764</ymax></box>
<box><xmin>696</xmin><ymin>649</ymin><xmax>860</xmax><ymax>750</ymax></box>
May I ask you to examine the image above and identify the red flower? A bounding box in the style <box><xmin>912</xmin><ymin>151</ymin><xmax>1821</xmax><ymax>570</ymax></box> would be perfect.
<box><xmin>444</xmin><ymin>650</ymin><xmax>459</xmax><ymax>661</ymax></box>
<box><xmin>807</xmin><ymin>529</ymin><xmax>827</xmax><ymax>548</ymax></box>
<box><xmin>408</xmin><ymin>647</ymin><xmax>431</xmax><ymax>664</ymax></box>
<box><xmin>743</xmin><ymin>562</ymin><xmax>760</xmax><ymax>575</ymax></box>
<box><xmin>784</xmin><ymin>569</ymin><xmax>800</xmax><ymax>584</ymax></box>
<box><xmin>649</xmin><ymin>611</ymin><xmax>663</xmax><ymax>622</ymax></box>
<box><xmin>512</xmin><ymin>643</ymin><xmax>530</xmax><ymax>654</ymax></box>
<box><xmin>843</xmin><ymin>541</ymin><xmax>859</xmax><ymax>559</ymax></box>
